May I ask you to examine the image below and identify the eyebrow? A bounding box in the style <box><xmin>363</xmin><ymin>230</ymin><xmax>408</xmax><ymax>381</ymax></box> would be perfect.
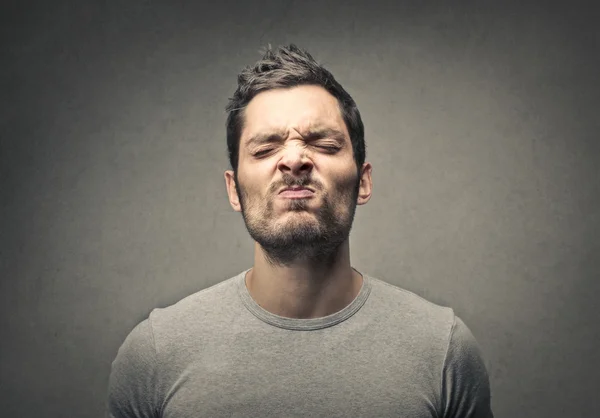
<box><xmin>245</xmin><ymin>127</ymin><xmax>347</xmax><ymax>149</ymax></box>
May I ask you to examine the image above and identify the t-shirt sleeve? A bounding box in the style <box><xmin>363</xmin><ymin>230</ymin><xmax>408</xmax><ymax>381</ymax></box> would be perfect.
<box><xmin>441</xmin><ymin>314</ymin><xmax>494</xmax><ymax>418</ymax></box>
<box><xmin>106</xmin><ymin>317</ymin><xmax>161</xmax><ymax>418</ymax></box>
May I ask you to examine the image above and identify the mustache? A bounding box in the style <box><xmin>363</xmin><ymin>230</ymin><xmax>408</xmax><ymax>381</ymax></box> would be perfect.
<box><xmin>278</xmin><ymin>176</ymin><xmax>316</xmax><ymax>190</ymax></box>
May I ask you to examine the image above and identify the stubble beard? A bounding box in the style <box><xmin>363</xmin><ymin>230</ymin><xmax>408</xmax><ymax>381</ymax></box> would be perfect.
<box><xmin>235</xmin><ymin>175</ymin><xmax>361</xmax><ymax>269</ymax></box>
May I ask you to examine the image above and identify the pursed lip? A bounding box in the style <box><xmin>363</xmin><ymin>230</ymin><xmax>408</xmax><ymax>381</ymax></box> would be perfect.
<box><xmin>278</xmin><ymin>186</ymin><xmax>314</xmax><ymax>194</ymax></box>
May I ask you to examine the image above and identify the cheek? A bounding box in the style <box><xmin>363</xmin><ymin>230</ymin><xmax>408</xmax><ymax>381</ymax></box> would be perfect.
<box><xmin>242</xmin><ymin>185</ymin><xmax>274</xmax><ymax>209</ymax></box>
<box><xmin>330</xmin><ymin>165</ymin><xmax>360</xmax><ymax>194</ymax></box>
<box><xmin>237</xmin><ymin>168</ymin><xmax>266</xmax><ymax>197</ymax></box>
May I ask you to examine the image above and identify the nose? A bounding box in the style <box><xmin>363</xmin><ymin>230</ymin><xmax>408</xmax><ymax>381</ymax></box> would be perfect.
<box><xmin>277</xmin><ymin>142</ymin><xmax>314</xmax><ymax>176</ymax></box>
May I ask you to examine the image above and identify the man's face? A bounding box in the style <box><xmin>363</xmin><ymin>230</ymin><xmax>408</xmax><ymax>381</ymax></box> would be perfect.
<box><xmin>226</xmin><ymin>85</ymin><xmax>368</xmax><ymax>267</ymax></box>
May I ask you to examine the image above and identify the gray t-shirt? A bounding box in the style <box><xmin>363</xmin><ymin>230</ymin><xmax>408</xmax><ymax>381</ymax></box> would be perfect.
<box><xmin>107</xmin><ymin>268</ymin><xmax>493</xmax><ymax>417</ymax></box>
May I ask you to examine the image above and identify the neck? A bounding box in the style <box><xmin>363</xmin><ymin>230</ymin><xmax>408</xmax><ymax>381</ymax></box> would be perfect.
<box><xmin>245</xmin><ymin>240</ymin><xmax>363</xmax><ymax>319</ymax></box>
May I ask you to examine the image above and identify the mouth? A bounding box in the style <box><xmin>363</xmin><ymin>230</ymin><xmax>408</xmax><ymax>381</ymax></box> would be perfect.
<box><xmin>278</xmin><ymin>187</ymin><xmax>315</xmax><ymax>199</ymax></box>
<box><xmin>279</xmin><ymin>186</ymin><xmax>314</xmax><ymax>194</ymax></box>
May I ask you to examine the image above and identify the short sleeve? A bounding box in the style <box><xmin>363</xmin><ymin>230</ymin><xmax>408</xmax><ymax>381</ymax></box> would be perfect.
<box><xmin>441</xmin><ymin>315</ymin><xmax>493</xmax><ymax>418</ymax></box>
<box><xmin>106</xmin><ymin>317</ymin><xmax>161</xmax><ymax>418</ymax></box>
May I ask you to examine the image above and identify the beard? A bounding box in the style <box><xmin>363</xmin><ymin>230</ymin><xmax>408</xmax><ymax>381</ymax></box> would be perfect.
<box><xmin>235</xmin><ymin>171</ymin><xmax>361</xmax><ymax>269</ymax></box>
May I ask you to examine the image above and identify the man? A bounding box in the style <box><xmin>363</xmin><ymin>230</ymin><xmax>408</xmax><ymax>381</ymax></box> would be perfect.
<box><xmin>107</xmin><ymin>44</ymin><xmax>493</xmax><ymax>417</ymax></box>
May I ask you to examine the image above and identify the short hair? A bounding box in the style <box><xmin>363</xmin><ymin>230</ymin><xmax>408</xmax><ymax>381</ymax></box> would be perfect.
<box><xmin>225</xmin><ymin>44</ymin><xmax>366</xmax><ymax>178</ymax></box>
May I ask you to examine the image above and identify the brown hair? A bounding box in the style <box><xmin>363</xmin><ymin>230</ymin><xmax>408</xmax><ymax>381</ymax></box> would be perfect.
<box><xmin>225</xmin><ymin>44</ymin><xmax>366</xmax><ymax>177</ymax></box>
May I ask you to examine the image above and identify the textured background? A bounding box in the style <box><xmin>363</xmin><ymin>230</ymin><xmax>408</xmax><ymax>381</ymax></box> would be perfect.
<box><xmin>2</xmin><ymin>1</ymin><xmax>599</xmax><ymax>417</ymax></box>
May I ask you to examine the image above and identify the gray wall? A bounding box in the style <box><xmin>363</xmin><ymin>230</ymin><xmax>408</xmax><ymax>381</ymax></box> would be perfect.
<box><xmin>2</xmin><ymin>1</ymin><xmax>599</xmax><ymax>417</ymax></box>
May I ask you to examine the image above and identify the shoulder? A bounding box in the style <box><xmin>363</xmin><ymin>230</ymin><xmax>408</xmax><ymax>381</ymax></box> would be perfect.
<box><xmin>143</xmin><ymin>275</ymin><xmax>240</xmax><ymax>348</ymax></box>
<box><xmin>367</xmin><ymin>275</ymin><xmax>456</xmax><ymax>332</ymax></box>
<box><xmin>365</xmin><ymin>276</ymin><xmax>492</xmax><ymax>416</ymax></box>
<box><xmin>153</xmin><ymin>277</ymin><xmax>238</xmax><ymax>323</ymax></box>
<box><xmin>362</xmin><ymin>274</ymin><xmax>460</xmax><ymax>371</ymax></box>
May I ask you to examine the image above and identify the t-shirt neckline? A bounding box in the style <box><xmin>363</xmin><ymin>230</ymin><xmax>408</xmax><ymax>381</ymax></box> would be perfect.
<box><xmin>236</xmin><ymin>267</ymin><xmax>371</xmax><ymax>331</ymax></box>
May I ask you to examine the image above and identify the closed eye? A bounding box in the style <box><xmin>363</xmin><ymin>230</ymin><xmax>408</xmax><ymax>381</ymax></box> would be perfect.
<box><xmin>253</xmin><ymin>145</ymin><xmax>339</xmax><ymax>157</ymax></box>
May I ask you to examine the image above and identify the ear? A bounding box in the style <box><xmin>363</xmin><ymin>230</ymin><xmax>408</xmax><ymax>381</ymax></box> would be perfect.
<box><xmin>357</xmin><ymin>163</ymin><xmax>373</xmax><ymax>205</ymax></box>
<box><xmin>224</xmin><ymin>170</ymin><xmax>242</xmax><ymax>212</ymax></box>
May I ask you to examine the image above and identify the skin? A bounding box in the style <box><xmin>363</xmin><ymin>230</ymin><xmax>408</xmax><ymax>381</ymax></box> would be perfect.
<box><xmin>224</xmin><ymin>85</ymin><xmax>373</xmax><ymax>319</ymax></box>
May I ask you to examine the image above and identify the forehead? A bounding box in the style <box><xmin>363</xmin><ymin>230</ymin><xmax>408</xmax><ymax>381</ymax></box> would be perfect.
<box><xmin>240</xmin><ymin>85</ymin><xmax>348</xmax><ymax>143</ymax></box>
